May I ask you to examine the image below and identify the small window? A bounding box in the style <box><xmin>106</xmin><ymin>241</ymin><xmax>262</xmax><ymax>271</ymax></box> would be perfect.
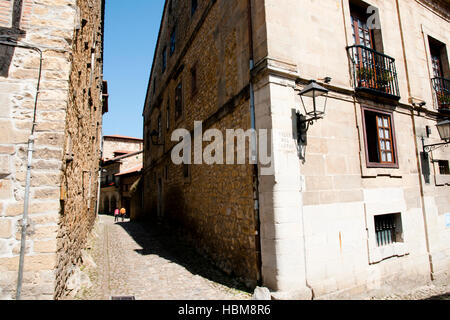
<box><xmin>362</xmin><ymin>108</ymin><xmax>398</xmax><ymax>168</ymax></box>
<box><xmin>153</xmin><ymin>79</ymin><xmax>157</xmax><ymax>94</ymax></box>
<box><xmin>175</xmin><ymin>81</ymin><xmax>183</xmax><ymax>119</ymax></box>
<box><xmin>162</xmin><ymin>47</ymin><xmax>167</xmax><ymax>73</ymax></box>
<box><xmin>147</xmin><ymin>124</ymin><xmax>152</xmax><ymax>151</ymax></box>
<box><xmin>438</xmin><ymin>160</ymin><xmax>450</xmax><ymax>175</ymax></box>
<box><xmin>170</xmin><ymin>27</ymin><xmax>176</xmax><ymax>56</ymax></box>
<box><xmin>191</xmin><ymin>65</ymin><xmax>197</xmax><ymax>96</ymax></box>
<box><xmin>157</xmin><ymin>115</ymin><xmax>162</xmax><ymax>139</ymax></box>
<box><xmin>374</xmin><ymin>213</ymin><xmax>403</xmax><ymax>247</ymax></box>
<box><xmin>191</xmin><ymin>0</ymin><xmax>198</xmax><ymax>16</ymax></box>
<box><xmin>165</xmin><ymin>165</ymin><xmax>169</xmax><ymax>180</ymax></box>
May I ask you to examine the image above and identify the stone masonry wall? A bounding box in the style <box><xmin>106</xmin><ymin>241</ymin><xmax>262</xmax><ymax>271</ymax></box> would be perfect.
<box><xmin>143</xmin><ymin>0</ymin><xmax>262</xmax><ymax>286</ymax></box>
<box><xmin>0</xmin><ymin>0</ymin><xmax>104</xmax><ymax>300</ymax></box>
<box><xmin>55</xmin><ymin>0</ymin><xmax>104</xmax><ymax>299</ymax></box>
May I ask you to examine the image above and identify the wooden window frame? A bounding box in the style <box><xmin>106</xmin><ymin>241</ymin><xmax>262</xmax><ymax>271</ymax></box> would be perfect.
<box><xmin>429</xmin><ymin>39</ymin><xmax>445</xmax><ymax>79</ymax></box>
<box><xmin>361</xmin><ymin>106</ymin><xmax>399</xmax><ymax>169</ymax></box>
<box><xmin>350</xmin><ymin>7</ymin><xmax>375</xmax><ymax>49</ymax></box>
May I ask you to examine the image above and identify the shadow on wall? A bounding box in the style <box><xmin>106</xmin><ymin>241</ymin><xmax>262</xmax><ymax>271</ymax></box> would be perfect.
<box><xmin>0</xmin><ymin>0</ymin><xmax>26</xmax><ymax>77</ymax></box>
<box><xmin>108</xmin><ymin>213</ymin><xmax>251</xmax><ymax>294</ymax></box>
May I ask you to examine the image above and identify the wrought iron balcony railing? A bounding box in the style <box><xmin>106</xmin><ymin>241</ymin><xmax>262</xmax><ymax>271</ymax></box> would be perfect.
<box><xmin>347</xmin><ymin>45</ymin><xmax>400</xmax><ymax>100</ymax></box>
<box><xmin>432</xmin><ymin>77</ymin><xmax>450</xmax><ymax>111</ymax></box>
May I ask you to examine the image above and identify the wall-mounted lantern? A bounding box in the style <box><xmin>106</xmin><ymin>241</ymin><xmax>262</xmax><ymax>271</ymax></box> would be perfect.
<box><xmin>296</xmin><ymin>80</ymin><xmax>329</xmax><ymax>143</ymax></box>
<box><xmin>150</xmin><ymin>130</ymin><xmax>163</xmax><ymax>146</ymax></box>
<box><xmin>422</xmin><ymin>119</ymin><xmax>450</xmax><ymax>154</ymax></box>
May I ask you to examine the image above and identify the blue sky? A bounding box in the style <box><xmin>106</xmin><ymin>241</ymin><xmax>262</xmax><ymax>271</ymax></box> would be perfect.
<box><xmin>102</xmin><ymin>0</ymin><xmax>165</xmax><ymax>139</ymax></box>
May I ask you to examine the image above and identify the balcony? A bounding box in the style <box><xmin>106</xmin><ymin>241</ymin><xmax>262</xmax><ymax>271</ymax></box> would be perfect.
<box><xmin>101</xmin><ymin>181</ymin><xmax>116</xmax><ymax>188</ymax></box>
<box><xmin>432</xmin><ymin>77</ymin><xmax>450</xmax><ymax>113</ymax></box>
<box><xmin>347</xmin><ymin>45</ymin><xmax>400</xmax><ymax>101</ymax></box>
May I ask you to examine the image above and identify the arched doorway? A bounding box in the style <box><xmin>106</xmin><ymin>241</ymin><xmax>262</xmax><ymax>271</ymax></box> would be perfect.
<box><xmin>111</xmin><ymin>196</ymin><xmax>117</xmax><ymax>213</ymax></box>
<box><xmin>103</xmin><ymin>196</ymin><xmax>110</xmax><ymax>214</ymax></box>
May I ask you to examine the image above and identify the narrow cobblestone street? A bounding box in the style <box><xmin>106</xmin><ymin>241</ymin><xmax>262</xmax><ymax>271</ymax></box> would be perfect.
<box><xmin>77</xmin><ymin>214</ymin><xmax>251</xmax><ymax>300</ymax></box>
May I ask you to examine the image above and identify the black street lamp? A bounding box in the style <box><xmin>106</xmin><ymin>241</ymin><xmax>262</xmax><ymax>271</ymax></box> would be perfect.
<box><xmin>296</xmin><ymin>80</ymin><xmax>329</xmax><ymax>143</ymax></box>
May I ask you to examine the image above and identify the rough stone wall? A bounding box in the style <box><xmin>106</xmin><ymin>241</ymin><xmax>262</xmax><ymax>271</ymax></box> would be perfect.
<box><xmin>0</xmin><ymin>0</ymin><xmax>77</xmax><ymax>300</ymax></box>
<box><xmin>55</xmin><ymin>0</ymin><xmax>105</xmax><ymax>299</ymax></box>
<box><xmin>0</xmin><ymin>0</ymin><xmax>104</xmax><ymax>300</ymax></box>
<box><xmin>142</xmin><ymin>0</ymin><xmax>262</xmax><ymax>286</ymax></box>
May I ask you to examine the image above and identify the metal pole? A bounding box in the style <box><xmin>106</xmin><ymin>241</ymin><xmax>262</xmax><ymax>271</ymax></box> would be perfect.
<box><xmin>0</xmin><ymin>38</ymin><xmax>43</xmax><ymax>300</ymax></box>
<box><xmin>16</xmin><ymin>135</ymin><xmax>35</xmax><ymax>300</ymax></box>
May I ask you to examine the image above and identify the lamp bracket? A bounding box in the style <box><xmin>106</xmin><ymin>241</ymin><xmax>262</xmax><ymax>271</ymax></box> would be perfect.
<box><xmin>296</xmin><ymin>112</ymin><xmax>322</xmax><ymax>144</ymax></box>
<box><xmin>422</xmin><ymin>137</ymin><xmax>450</xmax><ymax>154</ymax></box>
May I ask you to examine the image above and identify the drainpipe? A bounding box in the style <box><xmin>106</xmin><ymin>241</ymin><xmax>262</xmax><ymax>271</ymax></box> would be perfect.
<box><xmin>394</xmin><ymin>0</ymin><xmax>434</xmax><ymax>281</ymax></box>
<box><xmin>247</xmin><ymin>0</ymin><xmax>263</xmax><ymax>286</ymax></box>
<box><xmin>0</xmin><ymin>37</ymin><xmax>43</xmax><ymax>300</ymax></box>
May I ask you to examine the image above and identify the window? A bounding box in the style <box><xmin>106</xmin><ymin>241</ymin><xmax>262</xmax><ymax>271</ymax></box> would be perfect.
<box><xmin>147</xmin><ymin>123</ymin><xmax>152</xmax><ymax>151</ymax></box>
<box><xmin>162</xmin><ymin>47</ymin><xmax>167</xmax><ymax>73</ymax></box>
<box><xmin>175</xmin><ymin>81</ymin><xmax>183</xmax><ymax>119</ymax></box>
<box><xmin>374</xmin><ymin>213</ymin><xmax>403</xmax><ymax>247</ymax></box>
<box><xmin>191</xmin><ymin>0</ymin><xmax>198</xmax><ymax>16</ymax></box>
<box><xmin>428</xmin><ymin>37</ymin><xmax>449</xmax><ymax>110</ymax></box>
<box><xmin>153</xmin><ymin>79</ymin><xmax>156</xmax><ymax>94</ymax></box>
<box><xmin>350</xmin><ymin>4</ymin><xmax>375</xmax><ymax>49</ymax></box>
<box><xmin>439</xmin><ymin>160</ymin><xmax>450</xmax><ymax>175</ymax></box>
<box><xmin>170</xmin><ymin>27</ymin><xmax>176</xmax><ymax>56</ymax></box>
<box><xmin>157</xmin><ymin>114</ymin><xmax>162</xmax><ymax>139</ymax></box>
<box><xmin>362</xmin><ymin>107</ymin><xmax>398</xmax><ymax>168</ymax></box>
<box><xmin>191</xmin><ymin>65</ymin><xmax>197</xmax><ymax>96</ymax></box>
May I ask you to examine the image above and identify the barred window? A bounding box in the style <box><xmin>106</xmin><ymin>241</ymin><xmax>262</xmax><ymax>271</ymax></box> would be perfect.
<box><xmin>374</xmin><ymin>213</ymin><xmax>403</xmax><ymax>247</ymax></box>
<box><xmin>438</xmin><ymin>160</ymin><xmax>449</xmax><ymax>175</ymax></box>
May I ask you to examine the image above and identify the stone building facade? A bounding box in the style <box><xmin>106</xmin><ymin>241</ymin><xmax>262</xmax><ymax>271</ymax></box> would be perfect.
<box><xmin>102</xmin><ymin>135</ymin><xmax>143</xmax><ymax>160</ymax></box>
<box><xmin>0</xmin><ymin>0</ymin><xmax>106</xmax><ymax>299</ymax></box>
<box><xmin>144</xmin><ymin>0</ymin><xmax>450</xmax><ymax>299</ymax></box>
<box><xmin>99</xmin><ymin>135</ymin><xmax>143</xmax><ymax>218</ymax></box>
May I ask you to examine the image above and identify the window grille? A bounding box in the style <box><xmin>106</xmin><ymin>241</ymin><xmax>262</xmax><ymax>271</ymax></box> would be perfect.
<box><xmin>375</xmin><ymin>214</ymin><xmax>400</xmax><ymax>247</ymax></box>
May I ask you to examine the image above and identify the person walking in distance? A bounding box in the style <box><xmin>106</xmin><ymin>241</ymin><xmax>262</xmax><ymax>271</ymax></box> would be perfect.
<box><xmin>120</xmin><ymin>207</ymin><xmax>126</xmax><ymax>222</ymax></box>
<box><xmin>114</xmin><ymin>208</ymin><xmax>120</xmax><ymax>223</ymax></box>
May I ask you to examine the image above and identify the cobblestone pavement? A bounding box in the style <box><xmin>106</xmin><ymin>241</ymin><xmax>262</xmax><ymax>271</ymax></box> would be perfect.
<box><xmin>77</xmin><ymin>214</ymin><xmax>251</xmax><ymax>300</ymax></box>
<box><xmin>375</xmin><ymin>284</ymin><xmax>450</xmax><ymax>300</ymax></box>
